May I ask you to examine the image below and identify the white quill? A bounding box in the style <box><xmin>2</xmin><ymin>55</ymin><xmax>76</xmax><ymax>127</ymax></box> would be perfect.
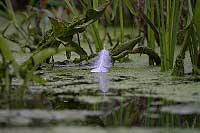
<box><xmin>91</xmin><ymin>49</ymin><xmax>112</xmax><ymax>73</ymax></box>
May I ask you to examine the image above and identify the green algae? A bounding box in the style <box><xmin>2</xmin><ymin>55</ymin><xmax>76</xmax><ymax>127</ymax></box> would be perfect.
<box><xmin>35</xmin><ymin>53</ymin><xmax>200</xmax><ymax>104</ymax></box>
<box><xmin>1</xmin><ymin>45</ymin><xmax>200</xmax><ymax>129</ymax></box>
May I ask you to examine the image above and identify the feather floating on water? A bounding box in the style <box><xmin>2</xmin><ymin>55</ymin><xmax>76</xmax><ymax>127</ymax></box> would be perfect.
<box><xmin>91</xmin><ymin>49</ymin><xmax>112</xmax><ymax>72</ymax></box>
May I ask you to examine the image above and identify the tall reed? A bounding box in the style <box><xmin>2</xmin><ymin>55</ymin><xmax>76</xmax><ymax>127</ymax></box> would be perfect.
<box><xmin>117</xmin><ymin>0</ymin><xmax>181</xmax><ymax>71</ymax></box>
<box><xmin>145</xmin><ymin>0</ymin><xmax>155</xmax><ymax>65</ymax></box>
<box><xmin>156</xmin><ymin>0</ymin><xmax>182</xmax><ymax>71</ymax></box>
<box><xmin>119</xmin><ymin>0</ymin><xmax>124</xmax><ymax>43</ymax></box>
<box><xmin>90</xmin><ymin>0</ymin><xmax>103</xmax><ymax>51</ymax></box>
<box><xmin>112</xmin><ymin>0</ymin><xmax>138</xmax><ymax>43</ymax></box>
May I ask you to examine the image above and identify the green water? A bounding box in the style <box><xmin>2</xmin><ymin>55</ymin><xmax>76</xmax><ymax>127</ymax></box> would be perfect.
<box><xmin>1</xmin><ymin>53</ymin><xmax>200</xmax><ymax>132</ymax></box>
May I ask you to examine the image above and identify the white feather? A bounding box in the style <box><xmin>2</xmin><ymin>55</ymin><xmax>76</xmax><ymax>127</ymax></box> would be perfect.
<box><xmin>91</xmin><ymin>49</ymin><xmax>112</xmax><ymax>72</ymax></box>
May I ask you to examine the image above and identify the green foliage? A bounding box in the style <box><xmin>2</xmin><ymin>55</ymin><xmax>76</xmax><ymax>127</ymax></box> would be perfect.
<box><xmin>129</xmin><ymin>0</ymin><xmax>182</xmax><ymax>71</ymax></box>
<box><xmin>79</xmin><ymin>0</ymin><xmax>106</xmax><ymax>51</ymax></box>
<box><xmin>0</xmin><ymin>38</ymin><xmax>36</xmax><ymax>95</ymax></box>
<box><xmin>145</xmin><ymin>0</ymin><xmax>155</xmax><ymax>65</ymax></box>
<box><xmin>111</xmin><ymin>0</ymin><xmax>137</xmax><ymax>43</ymax></box>
<box><xmin>0</xmin><ymin>38</ymin><xmax>78</xmax><ymax>96</ymax></box>
<box><xmin>1</xmin><ymin>0</ymin><xmax>200</xmax><ymax>94</ymax></box>
<box><xmin>172</xmin><ymin>0</ymin><xmax>200</xmax><ymax>76</ymax></box>
<box><xmin>37</xmin><ymin>2</ymin><xmax>110</xmax><ymax>63</ymax></box>
<box><xmin>0</xmin><ymin>1</ymin><xmax>111</xmax><ymax>96</ymax></box>
<box><xmin>0</xmin><ymin>38</ymin><xmax>20</xmax><ymax>94</ymax></box>
<box><xmin>156</xmin><ymin>0</ymin><xmax>182</xmax><ymax>71</ymax></box>
<box><xmin>193</xmin><ymin>0</ymin><xmax>200</xmax><ymax>39</ymax></box>
<box><xmin>187</xmin><ymin>0</ymin><xmax>200</xmax><ymax>74</ymax></box>
<box><xmin>119</xmin><ymin>0</ymin><xmax>124</xmax><ymax>43</ymax></box>
<box><xmin>0</xmin><ymin>0</ymin><xmax>35</xmax><ymax>49</ymax></box>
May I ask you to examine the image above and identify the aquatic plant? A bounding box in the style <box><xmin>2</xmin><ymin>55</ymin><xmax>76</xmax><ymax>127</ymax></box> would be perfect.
<box><xmin>0</xmin><ymin>38</ymin><xmax>72</xmax><ymax>96</ymax></box>
<box><xmin>0</xmin><ymin>38</ymin><xmax>20</xmax><ymax>95</ymax></box>
<box><xmin>124</xmin><ymin>0</ymin><xmax>200</xmax><ymax>74</ymax></box>
<box><xmin>0</xmin><ymin>1</ymin><xmax>113</xmax><ymax>96</ymax></box>
<box><xmin>35</xmin><ymin>2</ymin><xmax>110</xmax><ymax>64</ymax></box>
<box><xmin>172</xmin><ymin>0</ymin><xmax>200</xmax><ymax>76</ymax></box>
<box><xmin>133</xmin><ymin>0</ymin><xmax>182</xmax><ymax>71</ymax></box>
<box><xmin>111</xmin><ymin>0</ymin><xmax>138</xmax><ymax>44</ymax></box>
<box><xmin>121</xmin><ymin>1</ymin><xmax>185</xmax><ymax>71</ymax></box>
<box><xmin>65</xmin><ymin>0</ymin><xmax>106</xmax><ymax>52</ymax></box>
<box><xmin>0</xmin><ymin>0</ymin><xmax>45</xmax><ymax>51</ymax></box>
<box><xmin>157</xmin><ymin>0</ymin><xmax>182</xmax><ymax>71</ymax></box>
<box><xmin>64</xmin><ymin>0</ymin><xmax>152</xmax><ymax>64</ymax></box>
<box><xmin>145</xmin><ymin>0</ymin><xmax>155</xmax><ymax>65</ymax></box>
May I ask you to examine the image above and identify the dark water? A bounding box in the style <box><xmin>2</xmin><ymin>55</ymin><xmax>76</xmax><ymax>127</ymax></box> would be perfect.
<box><xmin>1</xmin><ymin>91</ymin><xmax>200</xmax><ymax>128</ymax></box>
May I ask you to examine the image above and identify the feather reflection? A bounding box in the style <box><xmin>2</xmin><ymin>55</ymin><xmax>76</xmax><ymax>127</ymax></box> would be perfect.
<box><xmin>92</xmin><ymin>73</ymin><xmax>112</xmax><ymax>95</ymax></box>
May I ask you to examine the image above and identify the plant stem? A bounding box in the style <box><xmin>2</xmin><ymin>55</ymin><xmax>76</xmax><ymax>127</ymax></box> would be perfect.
<box><xmin>93</xmin><ymin>0</ymin><xmax>99</xmax><ymax>28</ymax></box>
<box><xmin>119</xmin><ymin>0</ymin><xmax>124</xmax><ymax>43</ymax></box>
<box><xmin>146</xmin><ymin>0</ymin><xmax>155</xmax><ymax>65</ymax></box>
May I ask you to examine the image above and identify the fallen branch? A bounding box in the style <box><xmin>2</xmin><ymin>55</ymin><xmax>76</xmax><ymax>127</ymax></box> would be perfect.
<box><xmin>112</xmin><ymin>46</ymin><xmax>161</xmax><ymax>66</ymax></box>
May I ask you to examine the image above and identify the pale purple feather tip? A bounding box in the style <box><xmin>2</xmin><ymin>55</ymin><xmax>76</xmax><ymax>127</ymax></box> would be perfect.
<box><xmin>91</xmin><ymin>49</ymin><xmax>112</xmax><ymax>72</ymax></box>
